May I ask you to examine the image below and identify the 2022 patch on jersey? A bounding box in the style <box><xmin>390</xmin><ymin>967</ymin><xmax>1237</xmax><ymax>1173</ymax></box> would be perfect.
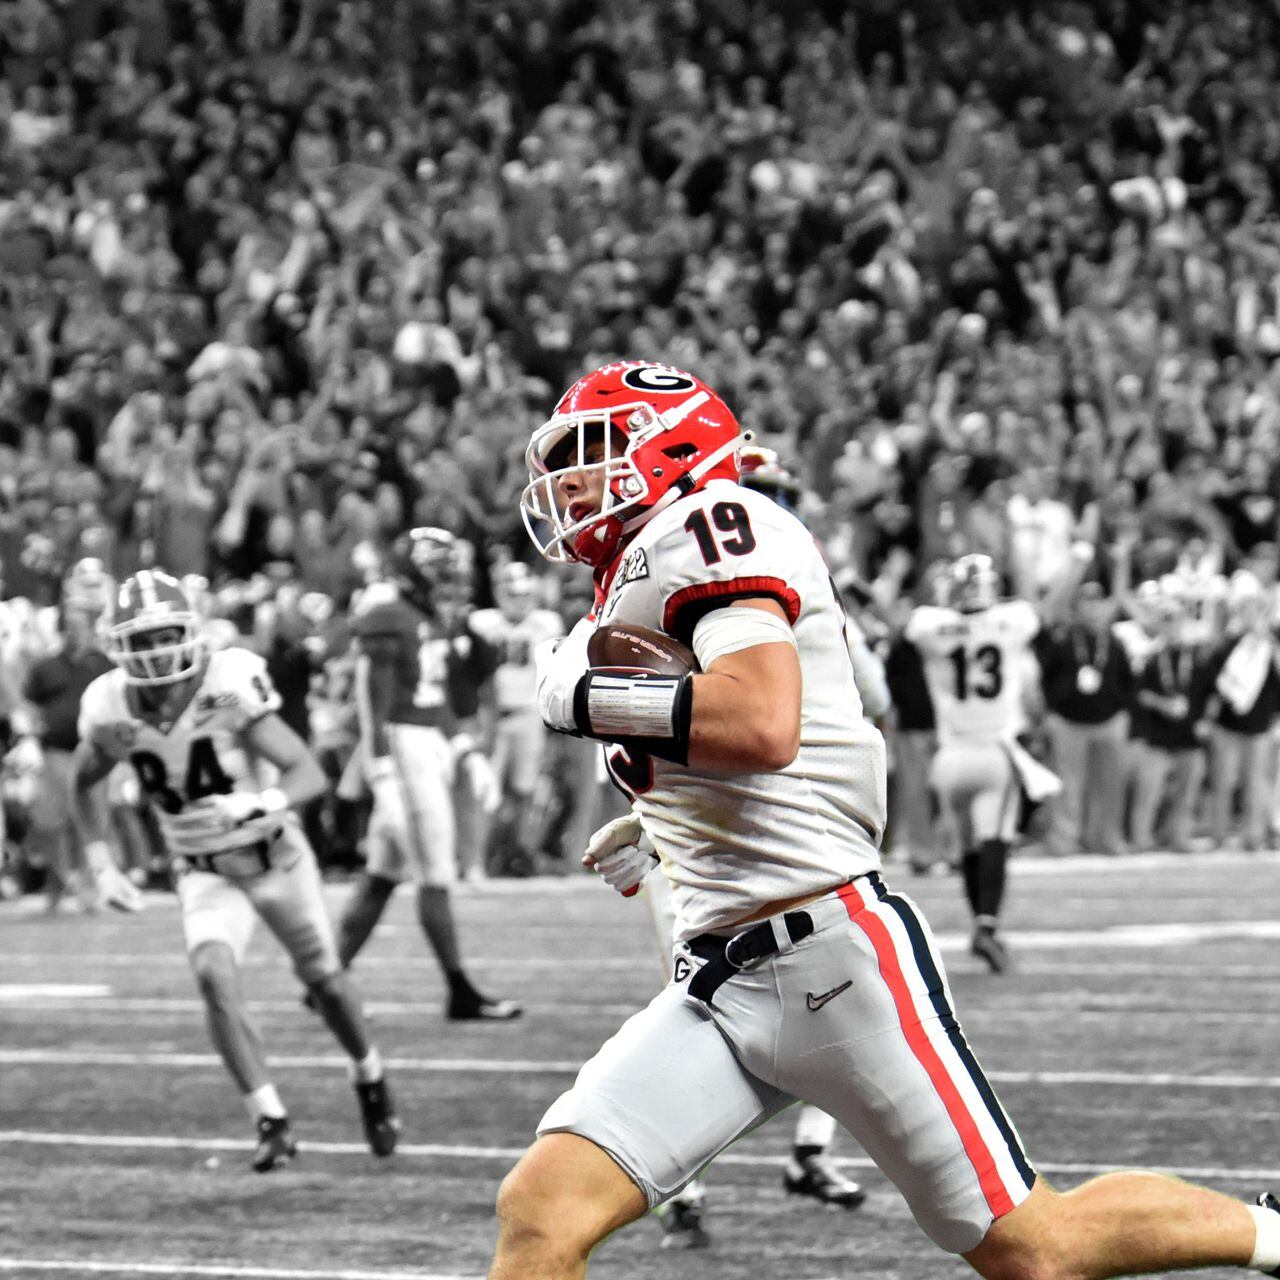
<box><xmin>593</xmin><ymin>479</ymin><xmax>886</xmax><ymax>940</ymax></box>
<box><xmin>78</xmin><ymin>647</ymin><xmax>287</xmax><ymax>858</ymax></box>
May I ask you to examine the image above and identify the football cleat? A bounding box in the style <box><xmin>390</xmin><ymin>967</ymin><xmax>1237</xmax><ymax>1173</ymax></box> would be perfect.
<box><xmin>970</xmin><ymin>925</ymin><xmax>1010</xmax><ymax>974</ymax></box>
<box><xmin>1256</xmin><ymin>1193</ymin><xmax>1280</xmax><ymax>1277</ymax></box>
<box><xmin>446</xmin><ymin>994</ymin><xmax>523</xmax><ymax>1021</ymax></box>
<box><xmin>251</xmin><ymin>1115</ymin><xmax>297</xmax><ymax>1173</ymax></box>
<box><xmin>783</xmin><ymin>1154</ymin><xmax>867</xmax><ymax>1208</ymax></box>
<box><xmin>355</xmin><ymin>1078</ymin><xmax>401</xmax><ymax>1158</ymax></box>
<box><xmin>655</xmin><ymin>1198</ymin><xmax>711</xmax><ymax>1249</ymax></box>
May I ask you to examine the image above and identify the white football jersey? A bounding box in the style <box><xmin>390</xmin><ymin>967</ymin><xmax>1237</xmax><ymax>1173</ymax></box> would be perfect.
<box><xmin>906</xmin><ymin>600</ymin><xmax>1039</xmax><ymax>744</ymax></box>
<box><xmin>470</xmin><ymin>606</ymin><xmax>564</xmax><ymax>712</ymax></box>
<box><xmin>594</xmin><ymin>479</ymin><xmax>886</xmax><ymax>941</ymax></box>
<box><xmin>78</xmin><ymin>647</ymin><xmax>289</xmax><ymax>858</ymax></box>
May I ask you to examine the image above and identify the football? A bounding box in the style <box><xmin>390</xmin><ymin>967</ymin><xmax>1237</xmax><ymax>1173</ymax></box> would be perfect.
<box><xmin>587</xmin><ymin>623</ymin><xmax>699</xmax><ymax>676</ymax></box>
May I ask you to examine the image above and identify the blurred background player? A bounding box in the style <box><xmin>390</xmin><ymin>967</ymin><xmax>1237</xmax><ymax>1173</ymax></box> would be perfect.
<box><xmin>70</xmin><ymin>570</ymin><xmax>399</xmax><ymax>1172</ymax></box>
<box><xmin>327</xmin><ymin>528</ymin><xmax>520</xmax><ymax>1021</ymax></box>
<box><xmin>18</xmin><ymin>558</ymin><xmax>116</xmax><ymax>912</ymax></box>
<box><xmin>906</xmin><ymin>554</ymin><xmax>1062</xmax><ymax>972</ymax></box>
<box><xmin>640</xmin><ymin>447</ymin><xmax>869</xmax><ymax>1249</ymax></box>
<box><xmin>470</xmin><ymin>560</ymin><xmax>567</xmax><ymax>877</ymax></box>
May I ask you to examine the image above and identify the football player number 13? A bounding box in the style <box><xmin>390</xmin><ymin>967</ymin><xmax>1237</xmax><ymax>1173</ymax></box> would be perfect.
<box><xmin>948</xmin><ymin>644</ymin><xmax>1004</xmax><ymax>700</ymax></box>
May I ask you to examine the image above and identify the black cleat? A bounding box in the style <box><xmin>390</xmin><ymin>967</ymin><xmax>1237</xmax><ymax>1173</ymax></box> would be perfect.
<box><xmin>655</xmin><ymin>1197</ymin><xmax>711</xmax><ymax>1249</ymax></box>
<box><xmin>355</xmin><ymin>1078</ymin><xmax>401</xmax><ymax>1157</ymax></box>
<box><xmin>783</xmin><ymin>1154</ymin><xmax>867</xmax><ymax>1208</ymax></box>
<box><xmin>447</xmin><ymin>994</ymin><xmax>522</xmax><ymax>1021</ymax></box>
<box><xmin>1256</xmin><ymin>1194</ymin><xmax>1280</xmax><ymax>1276</ymax></box>
<box><xmin>251</xmin><ymin>1115</ymin><xmax>297</xmax><ymax>1173</ymax></box>
<box><xmin>970</xmin><ymin>925</ymin><xmax>1010</xmax><ymax>974</ymax></box>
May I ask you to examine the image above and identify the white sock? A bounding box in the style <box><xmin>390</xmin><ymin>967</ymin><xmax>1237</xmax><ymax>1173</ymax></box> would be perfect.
<box><xmin>245</xmin><ymin>1084</ymin><xmax>286</xmax><ymax>1121</ymax></box>
<box><xmin>349</xmin><ymin>1048</ymin><xmax>383</xmax><ymax>1085</ymax></box>
<box><xmin>1249</xmin><ymin>1202</ymin><xmax>1280</xmax><ymax>1272</ymax></box>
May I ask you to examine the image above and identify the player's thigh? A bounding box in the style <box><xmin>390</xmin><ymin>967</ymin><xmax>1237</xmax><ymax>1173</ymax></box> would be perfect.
<box><xmin>246</xmin><ymin>828</ymin><xmax>340</xmax><ymax>983</ymax></box>
<box><xmin>537</xmin><ymin>982</ymin><xmax>791</xmax><ymax>1208</ymax></box>
<box><xmin>177</xmin><ymin>869</ymin><xmax>258</xmax><ymax>963</ymax></box>
<box><xmin>778</xmin><ymin>881</ymin><xmax>1034</xmax><ymax>1254</ymax></box>
<box><xmin>931</xmin><ymin>743</ymin><xmax>1010</xmax><ymax>842</ymax></box>
<box><xmin>387</xmin><ymin>724</ymin><xmax>457</xmax><ymax>885</ymax></box>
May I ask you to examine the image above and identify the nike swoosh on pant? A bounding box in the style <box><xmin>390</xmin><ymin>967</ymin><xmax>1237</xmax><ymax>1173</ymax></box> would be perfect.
<box><xmin>806</xmin><ymin>980</ymin><xmax>853</xmax><ymax>1011</ymax></box>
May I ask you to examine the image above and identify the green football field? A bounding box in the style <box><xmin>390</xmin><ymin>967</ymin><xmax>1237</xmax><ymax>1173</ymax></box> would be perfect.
<box><xmin>2</xmin><ymin>851</ymin><xmax>1278</xmax><ymax>1280</ymax></box>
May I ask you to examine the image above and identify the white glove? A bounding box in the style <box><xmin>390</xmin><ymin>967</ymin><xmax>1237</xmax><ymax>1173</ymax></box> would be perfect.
<box><xmin>85</xmin><ymin>841</ymin><xmax>143</xmax><ymax>913</ymax></box>
<box><xmin>459</xmin><ymin>749</ymin><xmax>501</xmax><ymax>814</ymax></box>
<box><xmin>5</xmin><ymin>736</ymin><xmax>43</xmax><ymax>774</ymax></box>
<box><xmin>583</xmin><ymin>812</ymin><xmax>657</xmax><ymax>898</ymax></box>
<box><xmin>535</xmin><ymin>618</ymin><xmax>595</xmax><ymax>733</ymax></box>
<box><xmin>185</xmin><ymin>788</ymin><xmax>288</xmax><ymax>834</ymax></box>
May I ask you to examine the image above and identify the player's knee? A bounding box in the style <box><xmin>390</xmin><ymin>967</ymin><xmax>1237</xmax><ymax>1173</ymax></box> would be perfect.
<box><xmin>494</xmin><ymin>1162</ymin><xmax>594</xmax><ymax>1266</ymax></box>
<box><xmin>966</xmin><ymin>1187</ymin><xmax>1081</xmax><ymax>1280</ymax></box>
<box><xmin>189</xmin><ymin>941</ymin><xmax>238</xmax><ymax>1004</ymax></box>
<box><xmin>303</xmin><ymin>968</ymin><xmax>346</xmax><ymax>1000</ymax></box>
<box><xmin>494</xmin><ymin>1143</ymin><xmax>636</xmax><ymax>1264</ymax></box>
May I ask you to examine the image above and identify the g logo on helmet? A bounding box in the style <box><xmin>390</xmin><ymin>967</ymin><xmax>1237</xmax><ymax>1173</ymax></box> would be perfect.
<box><xmin>621</xmin><ymin>366</ymin><xmax>697</xmax><ymax>395</ymax></box>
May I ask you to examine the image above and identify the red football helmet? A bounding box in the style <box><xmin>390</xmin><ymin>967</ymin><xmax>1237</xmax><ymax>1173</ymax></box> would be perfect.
<box><xmin>105</xmin><ymin>569</ymin><xmax>206</xmax><ymax>685</ymax></box>
<box><xmin>739</xmin><ymin>445</ymin><xmax>802</xmax><ymax>513</ymax></box>
<box><xmin>520</xmin><ymin>362</ymin><xmax>747</xmax><ymax>568</ymax></box>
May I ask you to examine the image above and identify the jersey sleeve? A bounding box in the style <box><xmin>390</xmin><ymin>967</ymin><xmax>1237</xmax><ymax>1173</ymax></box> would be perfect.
<box><xmin>210</xmin><ymin>648</ymin><xmax>283</xmax><ymax>729</ymax></box>
<box><xmin>1002</xmin><ymin>599</ymin><xmax>1040</xmax><ymax>645</ymax></box>
<box><xmin>904</xmin><ymin>606</ymin><xmax>948</xmax><ymax>652</ymax></box>
<box><xmin>651</xmin><ymin>491</ymin><xmax>804</xmax><ymax>645</ymax></box>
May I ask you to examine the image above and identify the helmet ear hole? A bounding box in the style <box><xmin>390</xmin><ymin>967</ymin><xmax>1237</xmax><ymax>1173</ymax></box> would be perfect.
<box><xmin>662</xmin><ymin>443</ymin><xmax>697</xmax><ymax>461</ymax></box>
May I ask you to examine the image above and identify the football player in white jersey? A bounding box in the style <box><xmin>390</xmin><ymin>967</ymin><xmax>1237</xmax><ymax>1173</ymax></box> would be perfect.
<box><xmin>69</xmin><ymin>571</ymin><xmax>400</xmax><ymax>1172</ymax></box>
<box><xmin>905</xmin><ymin>554</ymin><xmax>1051</xmax><ymax>971</ymax></box>
<box><xmin>644</xmin><ymin>445</ymin><xmax>869</xmax><ymax>1248</ymax></box>
<box><xmin>469</xmin><ymin>561</ymin><xmax>563</xmax><ymax>876</ymax></box>
<box><xmin>487</xmin><ymin>362</ymin><xmax>1280</xmax><ymax>1280</ymax></box>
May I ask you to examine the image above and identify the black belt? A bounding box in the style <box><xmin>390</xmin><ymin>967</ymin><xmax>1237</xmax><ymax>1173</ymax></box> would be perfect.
<box><xmin>686</xmin><ymin>911</ymin><xmax>815</xmax><ymax>1005</ymax></box>
<box><xmin>181</xmin><ymin>840</ymin><xmax>273</xmax><ymax>876</ymax></box>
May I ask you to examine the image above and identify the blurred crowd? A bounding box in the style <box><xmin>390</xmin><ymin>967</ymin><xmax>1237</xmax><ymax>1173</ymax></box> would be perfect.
<box><xmin>2</xmin><ymin>0</ymin><xmax>1280</xmax><ymax>901</ymax></box>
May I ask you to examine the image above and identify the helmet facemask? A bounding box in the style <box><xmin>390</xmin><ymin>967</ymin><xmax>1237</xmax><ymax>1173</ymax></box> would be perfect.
<box><xmin>107</xmin><ymin>617</ymin><xmax>206</xmax><ymax>686</ymax></box>
<box><xmin>521</xmin><ymin>400</ymin><xmax>743</xmax><ymax>567</ymax></box>
<box><xmin>521</xmin><ymin>406</ymin><xmax>654</xmax><ymax>566</ymax></box>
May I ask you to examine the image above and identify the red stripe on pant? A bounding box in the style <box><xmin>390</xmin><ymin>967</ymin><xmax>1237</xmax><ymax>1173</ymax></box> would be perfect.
<box><xmin>837</xmin><ymin>880</ymin><xmax>1014</xmax><ymax>1218</ymax></box>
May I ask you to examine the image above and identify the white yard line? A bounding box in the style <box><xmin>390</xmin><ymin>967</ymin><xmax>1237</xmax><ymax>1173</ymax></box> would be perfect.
<box><xmin>1</xmin><ymin>1129</ymin><xmax>1277</xmax><ymax>1184</ymax></box>
<box><xmin>3</xmin><ymin>1047</ymin><xmax>1279</xmax><ymax>1090</ymax></box>
<box><xmin>0</xmin><ymin>1261</ymin><xmax>477</xmax><ymax>1280</ymax></box>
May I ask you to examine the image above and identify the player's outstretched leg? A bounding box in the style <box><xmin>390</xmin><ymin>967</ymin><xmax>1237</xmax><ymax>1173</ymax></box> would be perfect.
<box><xmin>962</xmin><ymin>1173</ymin><xmax>1274</xmax><ymax>1279</ymax></box>
<box><xmin>417</xmin><ymin>884</ymin><xmax>522</xmax><ymax>1021</ymax></box>
<box><xmin>654</xmin><ymin>1175</ymin><xmax>710</xmax><ymax>1249</ymax></box>
<box><xmin>782</xmin><ymin>1105</ymin><xmax>865</xmax><ymax>1208</ymax></box>
<box><xmin>304</xmin><ymin>969</ymin><xmax>400</xmax><ymax>1157</ymax></box>
<box><xmin>189</xmin><ymin>940</ymin><xmax>296</xmax><ymax>1172</ymax></box>
<box><xmin>490</xmin><ymin>1133</ymin><xmax>648</xmax><ymax>1280</ymax></box>
<box><xmin>336</xmin><ymin>872</ymin><xmax>398</xmax><ymax>970</ymax></box>
<box><xmin>967</xmin><ymin>838</ymin><xmax>1011</xmax><ymax>973</ymax></box>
